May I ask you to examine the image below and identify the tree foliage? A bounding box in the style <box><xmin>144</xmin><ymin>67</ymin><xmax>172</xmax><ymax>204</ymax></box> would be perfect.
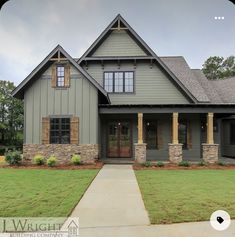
<box><xmin>202</xmin><ymin>56</ymin><xmax>235</xmax><ymax>80</ymax></box>
<box><xmin>0</xmin><ymin>80</ymin><xmax>23</xmax><ymax>146</ymax></box>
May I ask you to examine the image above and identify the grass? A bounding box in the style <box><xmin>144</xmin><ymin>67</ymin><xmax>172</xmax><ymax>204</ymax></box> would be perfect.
<box><xmin>0</xmin><ymin>169</ymin><xmax>99</xmax><ymax>217</ymax></box>
<box><xmin>135</xmin><ymin>170</ymin><xmax>235</xmax><ymax>224</ymax></box>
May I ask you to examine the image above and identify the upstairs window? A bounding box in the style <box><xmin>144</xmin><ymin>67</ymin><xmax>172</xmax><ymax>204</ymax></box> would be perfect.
<box><xmin>56</xmin><ymin>65</ymin><xmax>65</xmax><ymax>87</ymax></box>
<box><xmin>50</xmin><ymin>118</ymin><xmax>70</xmax><ymax>144</ymax></box>
<box><xmin>104</xmin><ymin>71</ymin><xmax>134</xmax><ymax>93</ymax></box>
<box><xmin>230</xmin><ymin>123</ymin><xmax>235</xmax><ymax>144</ymax></box>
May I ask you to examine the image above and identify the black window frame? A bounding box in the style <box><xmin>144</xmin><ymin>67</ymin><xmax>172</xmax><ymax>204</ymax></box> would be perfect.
<box><xmin>50</xmin><ymin>117</ymin><xmax>70</xmax><ymax>144</ymax></box>
<box><xmin>230</xmin><ymin>122</ymin><xmax>235</xmax><ymax>145</ymax></box>
<box><xmin>56</xmin><ymin>65</ymin><xmax>65</xmax><ymax>87</ymax></box>
<box><xmin>179</xmin><ymin>120</ymin><xmax>188</xmax><ymax>149</ymax></box>
<box><xmin>103</xmin><ymin>71</ymin><xmax>134</xmax><ymax>93</ymax></box>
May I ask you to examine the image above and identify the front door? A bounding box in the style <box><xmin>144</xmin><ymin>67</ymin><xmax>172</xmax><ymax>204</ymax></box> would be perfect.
<box><xmin>107</xmin><ymin>121</ymin><xmax>132</xmax><ymax>158</ymax></box>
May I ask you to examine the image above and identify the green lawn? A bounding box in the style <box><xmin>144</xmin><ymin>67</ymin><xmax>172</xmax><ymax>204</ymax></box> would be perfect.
<box><xmin>0</xmin><ymin>169</ymin><xmax>99</xmax><ymax>217</ymax></box>
<box><xmin>135</xmin><ymin>170</ymin><xmax>235</xmax><ymax>224</ymax></box>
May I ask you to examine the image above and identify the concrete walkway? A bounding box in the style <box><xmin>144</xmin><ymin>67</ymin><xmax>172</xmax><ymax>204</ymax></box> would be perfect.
<box><xmin>70</xmin><ymin>164</ymin><xmax>235</xmax><ymax>237</ymax></box>
<box><xmin>70</xmin><ymin>164</ymin><xmax>150</xmax><ymax>228</ymax></box>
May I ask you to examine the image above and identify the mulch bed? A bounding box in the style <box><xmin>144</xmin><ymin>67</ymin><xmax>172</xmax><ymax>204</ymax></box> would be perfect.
<box><xmin>0</xmin><ymin>162</ymin><xmax>103</xmax><ymax>170</ymax></box>
<box><xmin>133</xmin><ymin>163</ymin><xmax>235</xmax><ymax>170</ymax></box>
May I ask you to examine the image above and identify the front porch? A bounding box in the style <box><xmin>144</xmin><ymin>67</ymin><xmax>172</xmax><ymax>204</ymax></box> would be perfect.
<box><xmin>99</xmin><ymin>104</ymin><xmax>235</xmax><ymax>163</ymax></box>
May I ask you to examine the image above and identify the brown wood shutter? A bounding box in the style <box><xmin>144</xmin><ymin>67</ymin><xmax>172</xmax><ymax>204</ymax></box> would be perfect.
<box><xmin>157</xmin><ymin>121</ymin><xmax>164</xmax><ymax>149</ymax></box>
<box><xmin>51</xmin><ymin>65</ymin><xmax>56</xmax><ymax>88</ymax></box>
<box><xmin>64</xmin><ymin>63</ymin><xmax>70</xmax><ymax>87</ymax></box>
<box><xmin>187</xmin><ymin>121</ymin><xmax>192</xmax><ymax>149</ymax></box>
<box><xmin>70</xmin><ymin>116</ymin><xmax>79</xmax><ymax>144</ymax></box>
<box><xmin>42</xmin><ymin>117</ymin><xmax>50</xmax><ymax>144</ymax></box>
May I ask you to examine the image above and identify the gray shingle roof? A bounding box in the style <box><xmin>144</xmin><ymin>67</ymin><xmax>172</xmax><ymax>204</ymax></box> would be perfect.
<box><xmin>160</xmin><ymin>56</ymin><xmax>210</xmax><ymax>103</ymax></box>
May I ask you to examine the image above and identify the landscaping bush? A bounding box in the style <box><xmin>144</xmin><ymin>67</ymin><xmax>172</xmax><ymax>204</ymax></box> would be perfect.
<box><xmin>143</xmin><ymin>161</ymin><xmax>152</xmax><ymax>167</ymax></box>
<box><xmin>156</xmin><ymin>161</ymin><xmax>164</xmax><ymax>167</ymax></box>
<box><xmin>0</xmin><ymin>147</ymin><xmax>6</xmax><ymax>155</ymax></box>
<box><xmin>33</xmin><ymin>155</ymin><xmax>45</xmax><ymax>165</ymax></box>
<box><xmin>47</xmin><ymin>156</ymin><xmax>57</xmax><ymax>167</ymax></box>
<box><xmin>5</xmin><ymin>150</ymin><xmax>22</xmax><ymax>165</ymax></box>
<box><xmin>217</xmin><ymin>160</ymin><xmax>226</xmax><ymax>166</ymax></box>
<box><xmin>71</xmin><ymin>154</ymin><xmax>81</xmax><ymax>165</ymax></box>
<box><xmin>198</xmin><ymin>160</ymin><xmax>207</xmax><ymax>166</ymax></box>
<box><xmin>178</xmin><ymin>160</ymin><xmax>190</xmax><ymax>167</ymax></box>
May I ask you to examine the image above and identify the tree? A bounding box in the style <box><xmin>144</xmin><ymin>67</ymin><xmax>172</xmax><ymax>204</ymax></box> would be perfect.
<box><xmin>0</xmin><ymin>80</ymin><xmax>23</xmax><ymax>146</ymax></box>
<box><xmin>202</xmin><ymin>56</ymin><xmax>235</xmax><ymax>80</ymax></box>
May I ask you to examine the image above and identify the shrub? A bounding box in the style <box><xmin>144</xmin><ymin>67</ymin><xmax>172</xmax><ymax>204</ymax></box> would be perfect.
<box><xmin>5</xmin><ymin>150</ymin><xmax>22</xmax><ymax>165</ymax></box>
<box><xmin>143</xmin><ymin>161</ymin><xmax>152</xmax><ymax>167</ymax></box>
<box><xmin>47</xmin><ymin>156</ymin><xmax>57</xmax><ymax>167</ymax></box>
<box><xmin>33</xmin><ymin>155</ymin><xmax>45</xmax><ymax>165</ymax></box>
<box><xmin>156</xmin><ymin>161</ymin><xmax>164</xmax><ymax>167</ymax></box>
<box><xmin>0</xmin><ymin>147</ymin><xmax>6</xmax><ymax>156</ymax></box>
<box><xmin>178</xmin><ymin>160</ymin><xmax>190</xmax><ymax>167</ymax></box>
<box><xmin>198</xmin><ymin>160</ymin><xmax>207</xmax><ymax>166</ymax></box>
<box><xmin>217</xmin><ymin>160</ymin><xmax>226</xmax><ymax>166</ymax></box>
<box><xmin>71</xmin><ymin>154</ymin><xmax>81</xmax><ymax>165</ymax></box>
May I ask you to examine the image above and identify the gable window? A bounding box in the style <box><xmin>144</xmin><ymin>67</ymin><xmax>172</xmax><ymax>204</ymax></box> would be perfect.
<box><xmin>56</xmin><ymin>65</ymin><xmax>65</xmax><ymax>87</ymax></box>
<box><xmin>50</xmin><ymin>118</ymin><xmax>70</xmax><ymax>144</ymax></box>
<box><xmin>179</xmin><ymin>121</ymin><xmax>187</xmax><ymax>149</ymax></box>
<box><xmin>230</xmin><ymin>123</ymin><xmax>235</xmax><ymax>144</ymax></box>
<box><xmin>104</xmin><ymin>71</ymin><xmax>134</xmax><ymax>93</ymax></box>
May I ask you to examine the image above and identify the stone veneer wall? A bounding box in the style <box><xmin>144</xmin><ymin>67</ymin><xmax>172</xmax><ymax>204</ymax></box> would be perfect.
<box><xmin>134</xmin><ymin>143</ymin><xmax>147</xmax><ymax>164</ymax></box>
<box><xmin>23</xmin><ymin>144</ymin><xmax>98</xmax><ymax>164</ymax></box>
<box><xmin>202</xmin><ymin>144</ymin><xmax>219</xmax><ymax>163</ymax></box>
<box><xmin>168</xmin><ymin>143</ymin><xmax>183</xmax><ymax>163</ymax></box>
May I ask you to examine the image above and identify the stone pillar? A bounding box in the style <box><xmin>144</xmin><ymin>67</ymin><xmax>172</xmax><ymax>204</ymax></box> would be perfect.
<box><xmin>169</xmin><ymin>112</ymin><xmax>183</xmax><ymax>163</ymax></box>
<box><xmin>138</xmin><ymin>113</ymin><xmax>143</xmax><ymax>144</ymax></box>
<box><xmin>134</xmin><ymin>143</ymin><xmax>147</xmax><ymax>164</ymax></box>
<box><xmin>202</xmin><ymin>144</ymin><xmax>219</xmax><ymax>163</ymax></box>
<box><xmin>169</xmin><ymin>144</ymin><xmax>183</xmax><ymax>163</ymax></box>
<box><xmin>202</xmin><ymin>113</ymin><xmax>219</xmax><ymax>163</ymax></box>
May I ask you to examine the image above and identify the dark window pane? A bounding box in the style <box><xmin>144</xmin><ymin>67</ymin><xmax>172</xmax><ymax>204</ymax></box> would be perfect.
<box><xmin>179</xmin><ymin>121</ymin><xmax>187</xmax><ymax>149</ymax></box>
<box><xmin>50</xmin><ymin>118</ymin><xmax>70</xmax><ymax>144</ymax></box>
<box><xmin>145</xmin><ymin>121</ymin><xmax>157</xmax><ymax>149</ymax></box>
<box><xmin>230</xmin><ymin>123</ymin><xmax>235</xmax><ymax>144</ymax></box>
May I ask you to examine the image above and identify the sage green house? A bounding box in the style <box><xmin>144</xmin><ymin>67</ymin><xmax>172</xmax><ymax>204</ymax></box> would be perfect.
<box><xmin>13</xmin><ymin>14</ymin><xmax>235</xmax><ymax>163</ymax></box>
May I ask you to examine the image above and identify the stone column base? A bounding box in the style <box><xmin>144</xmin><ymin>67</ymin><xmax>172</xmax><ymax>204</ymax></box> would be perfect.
<box><xmin>168</xmin><ymin>143</ymin><xmax>183</xmax><ymax>163</ymax></box>
<box><xmin>202</xmin><ymin>144</ymin><xmax>219</xmax><ymax>163</ymax></box>
<box><xmin>134</xmin><ymin>143</ymin><xmax>147</xmax><ymax>164</ymax></box>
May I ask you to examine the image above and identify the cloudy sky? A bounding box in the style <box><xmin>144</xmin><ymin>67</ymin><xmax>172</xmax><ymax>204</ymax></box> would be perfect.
<box><xmin>0</xmin><ymin>0</ymin><xmax>235</xmax><ymax>85</ymax></box>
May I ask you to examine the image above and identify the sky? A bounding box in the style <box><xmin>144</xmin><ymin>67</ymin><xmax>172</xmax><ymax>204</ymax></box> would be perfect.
<box><xmin>0</xmin><ymin>0</ymin><xmax>235</xmax><ymax>86</ymax></box>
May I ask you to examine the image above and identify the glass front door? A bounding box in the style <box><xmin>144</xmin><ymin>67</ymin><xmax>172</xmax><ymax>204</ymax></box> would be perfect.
<box><xmin>107</xmin><ymin>121</ymin><xmax>132</xmax><ymax>158</ymax></box>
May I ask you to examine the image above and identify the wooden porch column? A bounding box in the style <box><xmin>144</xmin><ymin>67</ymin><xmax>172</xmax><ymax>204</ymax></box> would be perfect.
<box><xmin>138</xmin><ymin>113</ymin><xmax>143</xmax><ymax>144</ymax></box>
<box><xmin>207</xmin><ymin>112</ymin><xmax>214</xmax><ymax>144</ymax></box>
<box><xmin>172</xmin><ymin>112</ymin><xmax>179</xmax><ymax>144</ymax></box>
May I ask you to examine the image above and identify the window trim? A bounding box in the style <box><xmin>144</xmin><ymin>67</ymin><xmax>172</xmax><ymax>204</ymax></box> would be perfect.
<box><xmin>103</xmin><ymin>71</ymin><xmax>135</xmax><ymax>94</ymax></box>
<box><xmin>230</xmin><ymin>122</ymin><xmax>235</xmax><ymax>145</ymax></box>
<box><xmin>50</xmin><ymin>117</ymin><xmax>70</xmax><ymax>144</ymax></box>
<box><xmin>56</xmin><ymin>65</ymin><xmax>65</xmax><ymax>88</ymax></box>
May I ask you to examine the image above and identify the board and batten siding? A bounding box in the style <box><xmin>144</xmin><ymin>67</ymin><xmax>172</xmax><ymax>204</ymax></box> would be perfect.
<box><xmin>92</xmin><ymin>30</ymin><xmax>147</xmax><ymax>57</ymax></box>
<box><xmin>24</xmin><ymin>64</ymin><xmax>98</xmax><ymax>144</ymax></box>
<box><xmin>84</xmin><ymin>62</ymin><xmax>189</xmax><ymax>104</ymax></box>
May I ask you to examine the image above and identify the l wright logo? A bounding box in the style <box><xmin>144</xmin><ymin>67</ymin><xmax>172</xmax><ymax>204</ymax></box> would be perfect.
<box><xmin>0</xmin><ymin>217</ymin><xmax>79</xmax><ymax>237</ymax></box>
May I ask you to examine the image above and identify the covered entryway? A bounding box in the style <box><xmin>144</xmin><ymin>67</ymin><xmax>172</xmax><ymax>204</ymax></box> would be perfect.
<box><xmin>107</xmin><ymin>121</ymin><xmax>132</xmax><ymax>158</ymax></box>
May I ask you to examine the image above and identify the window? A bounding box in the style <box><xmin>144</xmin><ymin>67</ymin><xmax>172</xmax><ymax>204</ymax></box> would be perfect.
<box><xmin>179</xmin><ymin>121</ymin><xmax>187</xmax><ymax>149</ymax></box>
<box><xmin>230</xmin><ymin>123</ymin><xmax>235</xmax><ymax>144</ymax></box>
<box><xmin>104</xmin><ymin>72</ymin><xmax>134</xmax><ymax>93</ymax></box>
<box><xmin>56</xmin><ymin>65</ymin><xmax>65</xmax><ymax>87</ymax></box>
<box><xmin>50</xmin><ymin>118</ymin><xmax>70</xmax><ymax>144</ymax></box>
<box><xmin>145</xmin><ymin>121</ymin><xmax>157</xmax><ymax>149</ymax></box>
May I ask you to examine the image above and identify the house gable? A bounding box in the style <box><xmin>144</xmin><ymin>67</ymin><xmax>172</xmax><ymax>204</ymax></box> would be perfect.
<box><xmin>91</xmin><ymin>30</ymin><xmax>148</xmax><ymax>57</ymax></box>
